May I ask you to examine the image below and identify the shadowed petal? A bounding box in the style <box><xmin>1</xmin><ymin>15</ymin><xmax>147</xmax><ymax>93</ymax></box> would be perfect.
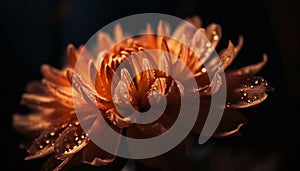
<box><xmin>226</xmin><ymin>55</ymin><xmax>268</xmax><ymax>88</ymax></box>
<box><xmin>54</xmin><ymin>125</ymin><xmax>88</xmax><ymax>160</ymax></box>
<box><xmin>192</xmin><ymin>98</ymin><xmax>247</xmax><ymax>137</ymax></box>
<box><xmin>227</xmin><ymin>76</ymin><xmax>273</xmax><ymax>108</ymax></box>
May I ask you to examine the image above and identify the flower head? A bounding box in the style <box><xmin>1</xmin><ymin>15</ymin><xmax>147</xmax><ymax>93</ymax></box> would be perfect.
<box><xmin>13</xmin><ymin>16</ymin><xmax>272</xmax><ymax>170</ymax></box>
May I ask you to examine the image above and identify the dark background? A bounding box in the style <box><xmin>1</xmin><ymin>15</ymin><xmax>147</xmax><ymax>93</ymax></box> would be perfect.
<box><xmin>0</xmin><ymin>0</ymin><xmax>299</xmax><ymax>170</ymax></box>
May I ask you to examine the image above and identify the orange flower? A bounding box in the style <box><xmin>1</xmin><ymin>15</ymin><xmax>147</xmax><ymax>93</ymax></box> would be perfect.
<box><xmin>13</xmin><ymin>16</ymin><xmax>272</xmax><ymax>170</ymax></box>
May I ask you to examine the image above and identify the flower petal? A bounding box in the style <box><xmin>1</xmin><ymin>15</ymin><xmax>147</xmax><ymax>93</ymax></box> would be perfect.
<box><xmin>104</xmin><ymin>107</ymin><xmax>132</xmax><ymax>128</ymax></box>
<box><xmin>82</xmin><ymin>142</ymin><xmax>116</xmax><ymax>166</ymax></box>
<box><xmin>54</xmin><ymin>125</ymin><xmax>88</xmax><ymax>160</ymax></box>
<box><xmin>81</xmin><ymin>116</ymin><xmax>122</xmax><ymax>166</ymax></box>
<box><xmin>97</xmin><ymin>32</ymin><xmax>113</xmax><ymax>51</ymax></box>
<box><xmin>41</xmin><ymin>64</ymin><xmax>71</xmax><ymax>87</ymax></box>
<box><xmin>226</xmin><ymin>54</ymin><xmax>268</xmax><ymax>88</ymax></box>
<box><xmin>41</xmin><ymin>153</ymin><xmax>81</xmax><ymax>171</ymax></box>
<box><xmin>13</xmin><ymin>113</ymin><xmax>51</xmax><ymax>136</ymax></box>
<box><xmin>24</xmin><ymin>114</ymin><xmax>78</xmax><ymax>160</ymax></box>
<box><xmin>219</xmin><ymin>41</ymin><xmax>235</xmax><ymax>70</ymax></box>
<box><xmin>227</xmin><ymin>76</ymin><xmax>273</xmax><ymax>108</ymax></box>
<box><xmin>114</xmin><ymin>23</ymin><xmax>124</xmax><ymax>43</ymax></box>
<box><xmin>67</xmin><ymin>69</ymin><xmax>113</xmax><ymax>111</ymax></box>
<box><xmin>186</xmin><ymin>16</ymin><xmax>202</xmax><ymax>28</ymax></box>
<box><xmin>25</xmin><ymin>80</ymin><xmax>47</xmax><ymax>95</ymax></box>
<box><xmin>66</xmin><ymin>44</ymin><xmax>80</xmax><ymax>68</ymax></box>
<box><xmin>157</xmin><ymin>20</ymin><xmax>170</xmax><ymax>37</ymax></box>
<box><xmin>127</xmin><ymin>125</ymin><xmax>194</xmax><ymax>170</ymax></box>
<box><xmin>213</xmin><ymin>108</ymin><xmax>247</xmax><ymax>137</ymax></box>
<box><xmin>205</xmin><ymin>23</ymin><xmax>222</xmax><ymax>49</ymax></box>
<box><xmin>42</xmin><ymin>79</ymin><xmax>73</xmax><ymax>108</ymax></box>
<box><xmin>192</xmin><ymin>100</ymin><xmax>247</xmax><ymax>137</ymax></box>
<box><xmin>21</xmin><ymin>93</ymin><xmax>64</xmax><ymax>111</ymax></box>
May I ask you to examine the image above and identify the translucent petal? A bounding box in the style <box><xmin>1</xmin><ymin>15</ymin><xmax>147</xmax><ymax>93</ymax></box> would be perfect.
<box><xmin>226</xmin><ymin>55</ymin><xmax>268</xmax><ymax>79</ymax></box>
<box><xmin>42</xmin><ymin>79</ymin><xmax>73</xmax><ymax>108</ymax></box>
<box><xmin>23</xmin><ymin>115</ymin><xmax>78</xmax><ymax>160</ymax></box>
<box><xmin>25</xmin><ymin>80</ymin><xmax>47</xmax><ymax>95</ymax></box>
<box><xmin>192</xmin><ymin>101</ymin><xmax>247</xmax><ymax>137</ymax></box>
<box><xmin>41</xmin><ymin>64</ymin><xmax>71</xmax><ymax>87</ymax></box>
<box><xmin>66</xmin><ymin>44</ymin><xmax>79</xmax><ymax>68</ymax></box>
<box><xmin>205</xmin><ymin>23</ymin><xmax>222</xmax><ymax>49</ymax></box>
<box><xmin>114</xmin><ymin>23</ymin><xmax>124</xmax><ymax>43</ymax></box>
<box><xmin>104</xmin><ymin>108</ymin><xmax>132</xmax><ymax>128</ymax></box>
<box><xmin>68</xmin><ymin>70</ymin><xmax>113</xmax><ymax>111</ymax></box>
<box><xmin>157</xmin><ymin>20</ymin><xmax>170</xmax><ymax>36</ymax></box>
<box><xmin>228</xmin><ymin>76</ymin><xmax>273</xmax><ymax>108</ymax></box>
<box><xmin>21</xmin><ymin>93</ymin><xmax>63</xmax><ymax>110</ymax></box>
<box><xmin>82</xmin><ymin>141</ymin><xmax>116</xmax><ymax>166</ymax></box>
<box><xmin>13</xmin><ymin>113</ymin><xmax>51</xmax><ymax>136</ymax></box>
<box><xmin>41</xmin><ymin>153</ymin><xmax>81</xmax><ymax>171</ymax></box>
<box><xmin>54</xmin><ymin>125</ymin><xmax>88</xmax><ymax>160</ymax></box>
<box><xmin>219</xmin><ymin>41</ymin><xmax>235</xmax><ymax>70</ymax></box>
<box><xmin>97</xmin><ymin>32</ymin><xmax>113</xmax><ymax>51</ymax></box>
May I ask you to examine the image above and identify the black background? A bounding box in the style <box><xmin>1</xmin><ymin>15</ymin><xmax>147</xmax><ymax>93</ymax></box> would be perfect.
<box><xmin>0</xmin><ymin>0</ymin><xmax>299</xmax><ymax>170</ymax></box>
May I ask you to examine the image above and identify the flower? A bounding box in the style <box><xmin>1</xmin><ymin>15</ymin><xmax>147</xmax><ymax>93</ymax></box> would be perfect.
<box><xmin>13</xmin><ymin>16</ymin><xmax>272</xmax><ymax>170</ymax></box>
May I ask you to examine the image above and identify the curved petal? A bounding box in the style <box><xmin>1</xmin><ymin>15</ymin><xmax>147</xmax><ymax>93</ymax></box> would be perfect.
<box><xmin>41</xmin><ymin>153</ymin><xmax>81</xmax><ymax>171</ymax></box>
<box><xmin>24</xmin><ymin>114</ymin><xmax>78</xmax><ymax>160</ymax></box>
<box><xmin>42</xmin><ymin>79</ymin><xmax>73</xmax><ymax>108</ymax></box>
<box><xmin>41</xmin><ymin>64</ymin><xmax>71</xmax><ymax>87</ymax></box>
<box><xmin>81</xmin><ymin>118</ymin><xmax>122</xmax><ymax>166</ymax></box>
<box><xmin>226</xmin><ymin>55</ymin><xmax>268</xmax><ymax>88</ymax></box>
<box><xmin>25</xmin><ymin>80</ymin><xmax>47</xmax><ymax>95</ymax></box>
<box><xmin>66</xmin><ymin>44</ymin><xmax>80</xmax><ymax>68</ymax></box>
<box><xmin>227</xmin><ymin>76</ymin><xmax>273</xmax><ymax>109</ymax></box>
<box><xmin>21</xmin><ymin>93</ymin><xmax>64</xmax><ymax>111</ymax></box>
<box><xmin>205</xmin><ymin>23</ymin><xmax>222</xmax><ymax>49</ymax></box>
<box><xmin>67</xmin><ymin>69</ymin><xmax>113</xmax><ymax>111</ymax></box>
<box><xmin>82</xmin><ymin>142</ymin><xmax>116</xmax><ymax>166</ymax></box>
<box><xmin>186</xmin><ymin>16</ymin><xmax>202</xmax><ymax>28</ymax></box>
<box><xmin>213</xmin><ymin>108</ymin><xmax>247</xmax><ymax>137</ymax></box>
<box><xmin>13</xmin><ymin>113</ymin><xmax>51</xmax><ymax>136</ymax></box>
<box><xmin>192</xmin><ymin>98</ymin><xmax>247</xmax><ymax>137</ymax></box>
<box><xmin>157</xmin><ymin>20</ymin><xmax>170</xmax><ymax>37</ymax></box>
<box><xmin>97</xmin><ymin>32</ymin><xmax>113</xmax><ymax>51</ymax></box>
<box><xmin>127</xmin><ymin>126</ymin><xmax>195</xmax><ymax>170</ymax></box>
<box><xmin>54</xmin><ymin>125</ymin><xmax>88</xmax><ymax>160</ymax></box>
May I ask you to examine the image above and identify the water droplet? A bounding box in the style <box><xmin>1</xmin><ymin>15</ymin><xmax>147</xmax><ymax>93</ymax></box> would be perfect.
<box><xmin>201</xmin><ymin>68</ymin><xmax>207</xmax><ymax>73</ymax></box>
<box><xmin>226</xmin><ymin>102</ymin><xmax>231</xmax><ymax>108</ymax></box>
<box><xmin>206</xmin><ymin>42</ymin><xmax>211</xmax><ymax>47</ymax></box>
<box><xmin>213</xmin><ymin>35</ymin><xmax>219</xmax><ymax>40</ymax></box>
<box><xmin>50</xmin><ymin>132</ymin><xmax>55</xmax><ymax>136</ymax></box>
